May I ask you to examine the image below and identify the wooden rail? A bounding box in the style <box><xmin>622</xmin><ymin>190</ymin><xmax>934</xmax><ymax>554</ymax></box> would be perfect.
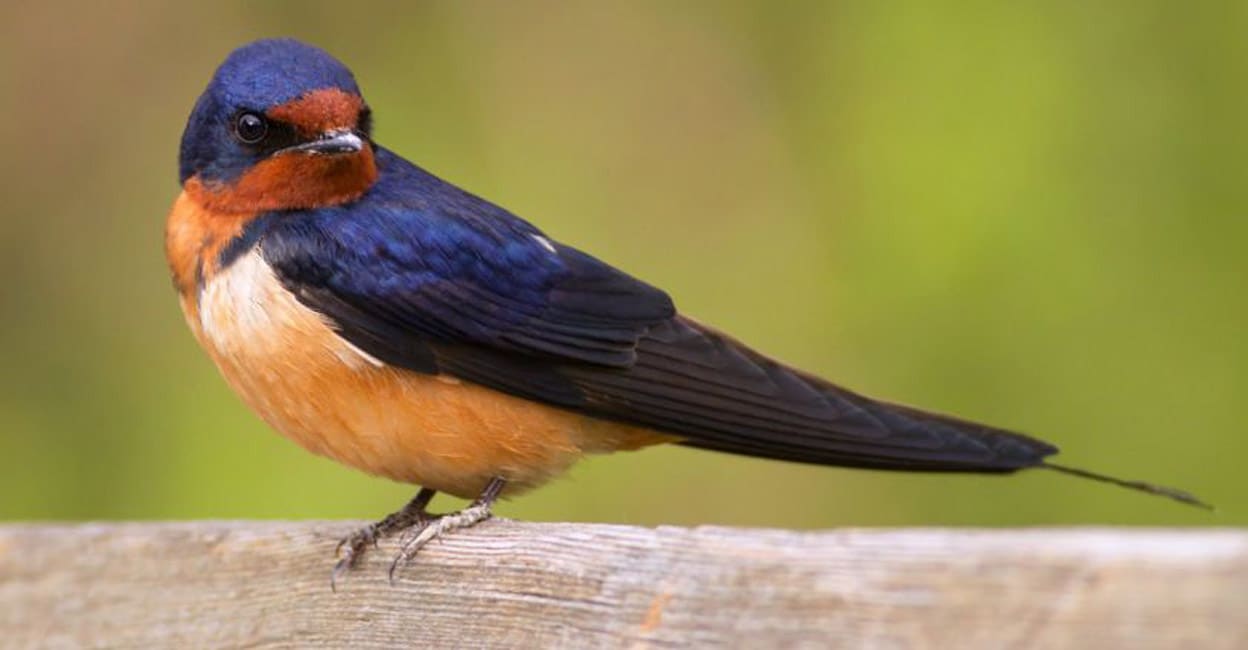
<box><xmin>0</xmin><ymin>522</ymin><xmax>1244</xmax><ymax>648</ymax></box>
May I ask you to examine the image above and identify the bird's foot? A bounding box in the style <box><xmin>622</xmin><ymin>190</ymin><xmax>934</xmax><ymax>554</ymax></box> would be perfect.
<box><xmin>387</xmin><ymin>504</ymin><xmax>490</xmax><ymax>584</ymax></box>
<box><xmin>388</xmin><ymin>476</ymin><xmax>506</xmax><ymax>584</ymax></box>
<box><xmin>334</xmin><ymin>522</ymin><xmax>411</xmax><ymax>587</ymax></box>
<box><xmin>331</xmin><ymin>487</ymin><xmax>436</xmax><ymax>591</ymax></box>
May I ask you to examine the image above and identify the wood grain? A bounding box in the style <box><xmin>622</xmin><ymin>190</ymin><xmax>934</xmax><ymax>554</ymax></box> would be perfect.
<box><xmin>0</xmin><ymin>522</ymin><xmax>1244</xmax><ymax>649</ymax></box>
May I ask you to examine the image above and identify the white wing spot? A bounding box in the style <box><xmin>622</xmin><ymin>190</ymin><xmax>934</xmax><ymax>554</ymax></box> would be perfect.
<box><xmin>532</xmin><ymin>234</ymin><xmax>556</xmax><ymax>254</ymax></box>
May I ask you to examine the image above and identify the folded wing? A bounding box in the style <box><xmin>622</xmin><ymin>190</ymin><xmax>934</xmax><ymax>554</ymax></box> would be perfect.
<box><xmin>260</xmin><ymin>154</ymin><xmax>1057</xmax><ymax>473</ymax></box>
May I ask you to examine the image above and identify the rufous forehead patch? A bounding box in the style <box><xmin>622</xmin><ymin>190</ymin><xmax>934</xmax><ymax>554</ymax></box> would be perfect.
<box><xmin>268</xmin><ymin>88</ymin><xmax>365</xmax><ymax>136</ymax></box>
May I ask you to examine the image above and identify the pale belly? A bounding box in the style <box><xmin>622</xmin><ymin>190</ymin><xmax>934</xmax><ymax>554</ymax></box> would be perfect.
<box><xmin>186</xmin><ymin>249</ymin><xmax>669</xmax><ymax>498</ymax></box>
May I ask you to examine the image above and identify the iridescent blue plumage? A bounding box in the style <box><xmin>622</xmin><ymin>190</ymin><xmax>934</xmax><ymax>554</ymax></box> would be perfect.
<box><xmin>258</xmin><ymin>147</ymin><xmax>676</xmax><ymax>371</ymax></box>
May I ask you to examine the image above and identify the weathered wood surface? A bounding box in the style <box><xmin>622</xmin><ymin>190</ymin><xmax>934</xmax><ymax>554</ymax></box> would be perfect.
<box><xmin>0</xmin><ymin>522</ymin><xmax>1244</xmax><ymax>649</ymax></box>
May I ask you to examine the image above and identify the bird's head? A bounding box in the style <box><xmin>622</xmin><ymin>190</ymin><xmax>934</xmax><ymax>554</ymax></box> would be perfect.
<box><xmin>178</xmin><ymin>39</ymin><xmax>378</xmax><ymax>213</ymax></box>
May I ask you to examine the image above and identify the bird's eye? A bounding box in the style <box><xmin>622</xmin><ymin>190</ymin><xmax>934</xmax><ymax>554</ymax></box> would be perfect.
<box><xmin>234</xmin><ymin>112</ymin><xmax>269</xmax><ymax>144</ymax></box>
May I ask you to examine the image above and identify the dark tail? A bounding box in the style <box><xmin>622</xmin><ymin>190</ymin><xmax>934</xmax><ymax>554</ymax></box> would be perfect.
<box><xmin>1042</xmin><ymin>462</ymin><xmax>1213</xmax><ymax>510</ymax></box>
<box><xmin>854</xmin><ymin>400</ymin><xmax>1213</xmax><ymax>510</ymax></box>
<box><xmin>560</xmin><ymin>317</ymin><xmax>1210</xmax><ymax>510</ymax></box>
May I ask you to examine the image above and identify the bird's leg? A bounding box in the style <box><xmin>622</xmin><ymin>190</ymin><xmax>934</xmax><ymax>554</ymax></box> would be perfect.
<box><xmin>332</xmin><ymin>487</ymin><xmax>437</xmax><ymax>590</ymax></box>
<box><xmin>388</xmin><ymin>476</ymin><xmax>507</xmax><ymax>583</ymax></box>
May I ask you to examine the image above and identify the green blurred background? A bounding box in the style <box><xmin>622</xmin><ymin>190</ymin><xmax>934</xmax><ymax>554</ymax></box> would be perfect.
<box><xmin>1</xmin><ymin>2</ymin><xmax>1243</xmax><ymax>528</ymax></box>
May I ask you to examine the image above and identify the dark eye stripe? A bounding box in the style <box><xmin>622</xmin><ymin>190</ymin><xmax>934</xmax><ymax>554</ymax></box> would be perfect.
<box><xmin>230</xmin><ymin>110</ymin><xmax>303</xmax><ymax>154</ymax></box>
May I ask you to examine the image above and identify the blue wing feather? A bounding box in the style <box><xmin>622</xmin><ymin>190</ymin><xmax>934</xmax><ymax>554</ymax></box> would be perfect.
<box><xmin>260</xmin><ymin>147</ymin><xmax>675</xmax><ymax>368</ymax></box>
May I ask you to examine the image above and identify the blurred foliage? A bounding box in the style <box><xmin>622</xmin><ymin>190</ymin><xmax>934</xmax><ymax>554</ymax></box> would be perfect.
<box><xmin>0</xmin><ymin>1</ymin><xmax>1243</xmax><ymax>527</ymax></box>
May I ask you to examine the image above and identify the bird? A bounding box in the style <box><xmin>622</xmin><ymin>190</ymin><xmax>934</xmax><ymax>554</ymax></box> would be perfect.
<box><xmin>166</xmin><ymin>39</ymin><xmax>1208</xmax><ymax>587</ymax></box>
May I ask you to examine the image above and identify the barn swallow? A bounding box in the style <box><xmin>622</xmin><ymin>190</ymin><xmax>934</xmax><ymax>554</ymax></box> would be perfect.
<box><xmin>166</xmin><ymin>39</ymin><xmax>1207</xmax><ymax>587</ymax></box>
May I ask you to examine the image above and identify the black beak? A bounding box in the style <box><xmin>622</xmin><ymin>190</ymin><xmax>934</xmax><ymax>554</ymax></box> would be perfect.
<box><xmin>281</xmin><ymin>130</ymin><xmax>366</xmax><ymax>156</ymax></box>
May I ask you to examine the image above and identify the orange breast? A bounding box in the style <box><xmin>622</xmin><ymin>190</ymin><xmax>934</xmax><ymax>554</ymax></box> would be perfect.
<box><xmin>183</xmin><ymin>247</ymin><xmax>673</xmax><ymax>498</ymax></box>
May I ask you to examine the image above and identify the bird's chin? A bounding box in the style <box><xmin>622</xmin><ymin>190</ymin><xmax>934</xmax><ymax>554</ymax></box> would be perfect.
<box><xmin>187</xmin><ymin>145</ymin><xmax>378</xmax><ymax>213</ymax></box>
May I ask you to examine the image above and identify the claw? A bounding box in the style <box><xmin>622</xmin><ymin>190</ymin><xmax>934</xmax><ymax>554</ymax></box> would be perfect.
<box><xmin>330</xmin><ymin>478</ymin><xmax>505</xmax><ymax>589</ymax></box>
<box><xmin>388</xmin><ymin>555</ymin><xmax>402</xmax><ymax>586</ymax></box>
<box><xmin>327</xmin><ymin>486</ymin><xmax>438</xmax><ymax>590</ymax></box>
<box><xmin>330</xmin><ymin>557</ymin><xmax>350</xmax><ymax>592</ymax></box>
<box><xmin>330</xmin><ymin>529</ymin><xmax>370</xmax><ymax>591</ymax></box>
<box><xmin>387</xmin><ymin>502</ymin><xmax>495</xmax><ymax>581</ymax></box>
<box><xmin>335</xmin><ymin>525</ymin><xmax>373</xmax><ymax>558</ymax></box>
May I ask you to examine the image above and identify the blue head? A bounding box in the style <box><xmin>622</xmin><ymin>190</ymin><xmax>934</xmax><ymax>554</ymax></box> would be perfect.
<box><xmin>179</xmin><ymin>39</ymin><xmax>378</xmax><ymax>211</ymax></box>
